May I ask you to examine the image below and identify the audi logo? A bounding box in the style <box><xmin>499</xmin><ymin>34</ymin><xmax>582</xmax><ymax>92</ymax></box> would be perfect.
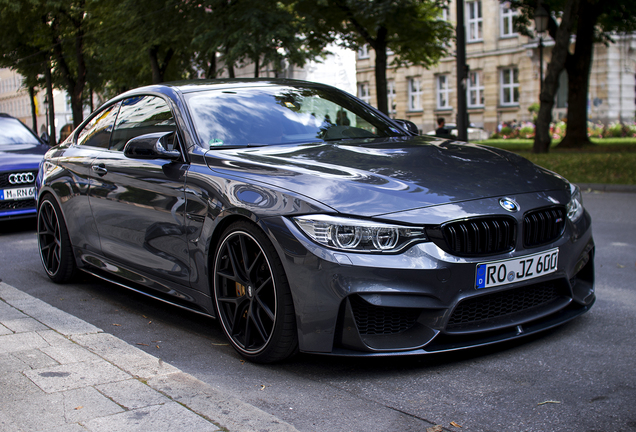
<box><xmin>8</xmin><ymin>172</ymin><xmax>35</xmax><ymax>185</ymax></box>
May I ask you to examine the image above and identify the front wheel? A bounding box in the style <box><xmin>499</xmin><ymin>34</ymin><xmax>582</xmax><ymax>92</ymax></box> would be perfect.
<box><xmin>37</xmin><ymin>194</ymin><xmax>76</xmax><ymax>283</ymax></box>
<box><xmin>213</xmin><ymin>221</ymin><xmax>298</xmax><ymax>363</ymax></box>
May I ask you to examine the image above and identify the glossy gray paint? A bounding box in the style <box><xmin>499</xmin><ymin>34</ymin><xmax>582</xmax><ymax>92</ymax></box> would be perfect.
<box><xmin>36</xmin><ymin>80</ymin><xmax>595</xmax><ymax>357</ymax></box>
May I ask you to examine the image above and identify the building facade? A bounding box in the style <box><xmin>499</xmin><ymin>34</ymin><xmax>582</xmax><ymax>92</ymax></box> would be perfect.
<box><xmin>355</xmin><ymin>0</ymin><xmax>636</xmax><ymax>135</ymax></box>
<box><xmin>0</xmin><ymin>68</ymin><xmax>74</xmax><ymax>140</ymax></box>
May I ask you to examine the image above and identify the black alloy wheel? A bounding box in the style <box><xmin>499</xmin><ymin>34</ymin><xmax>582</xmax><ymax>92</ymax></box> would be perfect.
<box><xmin>37</xmin><ymin>195</ymin><xmax>76</xmax><ymax>283</ymax></box>
<box><xmin>213</xmin><ymin>221</ymin><xmax>297</xmax><ymax>363</ymax></box>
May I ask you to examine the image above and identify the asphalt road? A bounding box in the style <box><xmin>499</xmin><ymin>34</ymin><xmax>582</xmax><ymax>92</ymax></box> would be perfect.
<box><xmin>1</xmin><ymin>191</ymin><xmax>635</xmax><ymax>432</ymax></box>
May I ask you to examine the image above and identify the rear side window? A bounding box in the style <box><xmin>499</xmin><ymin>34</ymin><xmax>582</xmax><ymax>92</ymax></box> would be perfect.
<box><xmin>76</xmin><ymin>103</ymin><xmax>121</xmax><ymax>148</ymax></box>
<box><xmin>109</xmin><ymin>96</ymin><xmax>176</xmax><ymax>151</ymax></box>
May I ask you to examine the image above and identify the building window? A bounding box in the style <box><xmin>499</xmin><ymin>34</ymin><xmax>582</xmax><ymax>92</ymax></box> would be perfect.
<box><xmin>387</xmin><ymin>80</ymin><xmax>396</xmax><ymax>114</ymax></box>
<box><xmin>500</xmin><ymin>4</ymin><xmax>517</xmax><ymax>37</ymax></box>
<box><xmin>500</xmin><ymin>68</ymin><xmax>519</xmax><ymax>106</ymax></box>
<box><xmin>358</xmin><ymin>82</ymin><xmax>371</xmax><ymax>104</ymax></box>
<box><xmin>437</xmin><ymin>75</ymin><xmax>452</xmax><ymax>109</ymax></box>
<box><xmin>408</xmin><ymin>78</ymin><xmax>422</xmax><ymax>111</ymax></box>
<box><xmin>466</xmin><ymin>1</ymin><xmax>482</xmax><ymax>42</ymax></box>
<box><xmin>358</xmin><ymin>44</ymin><xmax>370</xmax><ymax>59</ymax></box>
<box><xmin>467</xmin><ymin>71</ymin><xmax>484</xmax><ymax>108</ymax></box>
<box><xmin>441</xmin><ymin>6</ymin><xmax>449</xmax><ymax>21</ymax></box>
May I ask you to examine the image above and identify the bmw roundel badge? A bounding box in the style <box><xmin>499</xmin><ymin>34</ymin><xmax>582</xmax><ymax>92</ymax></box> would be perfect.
<box><xmin>499</xmin><ymin>197</ymin><xmax>519</xmax><ymax>212</ymax></box>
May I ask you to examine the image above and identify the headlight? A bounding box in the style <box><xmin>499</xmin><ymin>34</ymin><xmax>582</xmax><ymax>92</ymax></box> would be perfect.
<box><xmin>292</xmin><ymin>215</ymin><xmax>427</xmax><ymax>253</ymax></box>
<box><xmin>566</xmin><ymin>183</ymin><xmax>584</xmax><ymax>222</ymax></box>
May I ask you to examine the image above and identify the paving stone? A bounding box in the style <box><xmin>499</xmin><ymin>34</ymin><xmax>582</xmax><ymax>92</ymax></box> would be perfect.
<box><xmin>1</xmin><ymin>391</ymin><xmax>67</xmax><ymax>431</ymax></box>
<box><xmin>82</xmin><ymin>402</ymin><xmax>223</xmax><ymax>432</ymax></box>
<box><xmin>0</xmin><ymin>408</ymin><xmax>24</xmax><ymax>432</ymax></box>
<box><xmin>148</xmin><ymin>372</ymin><xmax>301</xmax><ymax>432</ymax></box>
<box><xmin>96</xmin><ymin>379</ymin><xmax>170</xmax><ymax>410</ymax></box>
<box><xmin>0</xmin><ymin>299</ymin><xmax>28</xmax><ymax>321</ymax></box>
<box><xmin>5</xmin><ymin>387</ymin><xmax>120</xmax><ymax>431</ymax></box>
<box><xmin>0</xmin><ymin>282</ymin><xmax>31</xmax><ymax>302</ymax></box>
<box><xmin>0</xmin><ymin>323</ymin><xmax>13</xmax><ymax>336</ymax></box>
<box><xmin>58</xmin><ymin>386</ymin><xmax>123</xmax><ymax>423</ymax></box>
<box><xmin>0</xmin><ymin>331</ymin><xmax>49</xmax><ymax>354</ymax></box>
<box><xmin>12</xmin><ymin>348</ymin><xmax>58</xmax><ymax>369</ymax></box>
<box><xmin>2</xmin><ymin>317</ymin><xmax>48</xmax><ymax>333</ymax></box>
<box><xmin>0</xmin><ymin>352</ymin><xmax>29</xmax><ymax>373</ymax></box>
<box><xmin>0</xmin><ymin>372</ymin><xmax>45</xmax><ymax>404</ymax></box>
<box><xmin>23</xmin><ymin>359</ymin><xmax>129</xmax><ymax>393</ymax></box>
<box><xmin>73</xmin><ymin>333</ymin><xmax>179</xmax><ymax>380</ymax></box>
<box><xmin>38</xmin><ymin>330</ymin><xmax>101</xmax><ymax>364</ymax></box>
<box><xmin>36</xmin><ymin>424</ymin><xmax>87</xmax><ymax>432</ymax></box>
<box><xmin>6</xmin><ymin>297</ymin><xmax>101</xmax><ymax>336</ymax></box>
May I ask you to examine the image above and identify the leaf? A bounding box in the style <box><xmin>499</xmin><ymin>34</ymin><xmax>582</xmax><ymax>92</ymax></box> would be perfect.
<box><xmin>427</xmin><ymin>426</ymin><xmax>444</xmax><ymax>432</ymax></box>
<box><xmin>450</xmin><ymin>421</ymin><xmax>462</xmax><ymax>428</ymax></box>
<box><xmin>136</xmin><ymin>343</ymin><xmax>149</xmax><ymax>346</ymax></box>
<box><xmin>112</xmin><ymin>323</ymin><xmax>121</xmax><ymax>326</ymax></box>
<box><xmin>74</xmin><ymin>406</ymin><xmax>83</xmax><ymax>410</ymax></box>
<box><xmin>538</xmin><ymin>400</ymin><xmax>561</xmax><ymax>405</ymax></box>
<box><xmin>617</xmin><ymin>264</ymin><xmax>625</xmax><ymax>268</ymax></box>
<box><xmin>260</xmin><ymin>385</ymin><xmax>266</xmax><ymax>390</ymax></box>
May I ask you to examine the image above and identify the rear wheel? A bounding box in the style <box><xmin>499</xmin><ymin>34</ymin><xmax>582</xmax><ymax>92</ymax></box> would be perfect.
<box><xmin>37</xmin><ymin>195</ymin><xmax>76</xmax><ymax>283</ymax></box>
<box><xmin>213</xmin><ymin>221</ymin><xmax>298</xmax><ymax>363</ymax></box>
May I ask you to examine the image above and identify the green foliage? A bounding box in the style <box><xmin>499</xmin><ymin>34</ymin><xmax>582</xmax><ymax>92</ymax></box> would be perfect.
<box><xmin>296</xmin><ymin>0</ymin><xmax>453</xmax><ymax>113</ymax></box>
<box><xmin>476</xmin><ymin>137</ymin><xmax>636</xmax><ymax>184</ymax></box>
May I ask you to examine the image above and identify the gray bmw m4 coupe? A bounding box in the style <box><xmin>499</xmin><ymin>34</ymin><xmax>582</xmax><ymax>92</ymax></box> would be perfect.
<box><xmin>36</xmin><ymin>80</ymin><xmax>594</xmax><ymax>363</ymax></box>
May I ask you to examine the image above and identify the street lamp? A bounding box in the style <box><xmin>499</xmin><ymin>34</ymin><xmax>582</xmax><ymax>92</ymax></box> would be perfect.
<box><xmin>534</xmin><ymin>4</ymin><xmax>549</xmax><ymax>97</ymax></box>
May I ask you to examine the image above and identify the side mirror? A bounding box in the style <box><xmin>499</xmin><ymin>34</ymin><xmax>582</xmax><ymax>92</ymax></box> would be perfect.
<box><xmin>123</xmin><ymin>132</ymin><xmax>181</xmax><ymax>160</ymax></box>
<box><xmin>394</xmin><ymin>119</ymin><xmax>419</xmax><ymax>135</ymax></box>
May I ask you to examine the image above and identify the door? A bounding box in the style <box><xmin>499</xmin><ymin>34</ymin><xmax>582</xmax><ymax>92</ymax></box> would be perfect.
<box><xmin>87</xmin><ymin>95</ymin><xmax>191</xmax><ymax>287</ymax></box>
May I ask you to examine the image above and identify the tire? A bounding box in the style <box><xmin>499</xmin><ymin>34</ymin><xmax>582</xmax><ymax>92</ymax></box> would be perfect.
<box><xmin>37</xmin><ymin>194</ymin><xmax>77</xmax><ymax>283</ymax></box>
<box><xmin>212</xmin><ymin>221</ymin><xmax>298</xmax><ymax>363</ymax></box>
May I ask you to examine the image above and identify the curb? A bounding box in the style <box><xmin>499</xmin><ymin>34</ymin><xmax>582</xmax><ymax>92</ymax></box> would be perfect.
<box><xmin>0</xmin><ymin>281</ymin><xmax>299</xmax><ymax>432</ymax></box>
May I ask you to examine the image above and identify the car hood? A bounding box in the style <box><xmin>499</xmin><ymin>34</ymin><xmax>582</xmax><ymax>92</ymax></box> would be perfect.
<box><xmin>0</xmin><ymin>144</ymin><xmax>48</xmax><ymax>171</ymax></box>
<box><xmin>204</xmin><ymin>136</ymin><xmax>569</xmax><ymax>217</ymax></box>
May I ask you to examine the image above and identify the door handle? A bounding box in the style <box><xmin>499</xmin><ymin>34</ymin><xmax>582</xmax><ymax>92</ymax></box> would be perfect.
<box><xmin>91</xmin><ymin>164</ymin><xmax>108</xmax><ymax>176</ymax></box>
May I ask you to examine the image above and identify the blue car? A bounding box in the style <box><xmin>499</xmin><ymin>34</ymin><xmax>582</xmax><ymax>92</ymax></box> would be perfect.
<box><xmin>0</xmin><ymin>114</ymin><xmax>49</xmax><ymax>220</ymax></box>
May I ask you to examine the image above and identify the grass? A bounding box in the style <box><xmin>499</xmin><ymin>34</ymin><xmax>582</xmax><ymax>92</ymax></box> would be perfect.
<box><xmin>474</xmin><ymin>138</ymin><xmax>636</xmax><ymax>185</ymax></box>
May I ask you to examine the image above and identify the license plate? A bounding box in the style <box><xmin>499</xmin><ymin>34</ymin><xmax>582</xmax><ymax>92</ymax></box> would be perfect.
<box><xmin>0</xmin><ymin>187</ymin><xmax>35</xmax><ymax>201</ymax></box>
<box><xmin>476</xmin><ymin>248</ymin><xmax>559</xmax><ymax>289</ymax></box>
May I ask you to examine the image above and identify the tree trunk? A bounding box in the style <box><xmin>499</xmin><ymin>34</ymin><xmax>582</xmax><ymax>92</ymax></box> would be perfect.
<box><xmin>44</xmin><ymin>65</ymin><xmax>57</xmax><ymax>146</ymax></box>
<box><xmin>51</xmin><ymin>25</ymin><xmax>85</xmax><ymax>128</ymax></box>
<box><xmin>207</xmin><ymin>52</ymin><xmax>217</xmax><ymax>78</ymax></box>
<box><xmin>29</xmin><ymin>86</ymin><xmax>37</xmax><ymax>134</ymax></box>
<box><xmin>254</xmin><ymin>55</ymin><xmax>260</xmax><ymax>78</ymax></box>
<box><xmin>149</xmin><ymin>47</ymin><xmax>162</xmax><ymax>83</ymax></box>
<box><xmin>374</xmin><ymin>28</ymin><xmax>388</xmax><ymax>115</ymax></box>
<box><xmin>533</xmin><ymin>0</ymin><xmax>580</xmax><ymax>153</ymax></box>
<box><xmin>559</xmin><ymin>0</ymin><xmax>600</xmax><ymax>148</ymax></box>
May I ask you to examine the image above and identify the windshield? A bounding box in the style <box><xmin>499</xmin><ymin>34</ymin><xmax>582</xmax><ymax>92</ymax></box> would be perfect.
<box><xmin>185</xmin><ymin>85</ymin><xmax>406</xmax><ymax>148</ymax></box>
<box><xmin>0</xmin><ymin>117</ymin><xmax>40</xmax><ymax>145</ymax></box>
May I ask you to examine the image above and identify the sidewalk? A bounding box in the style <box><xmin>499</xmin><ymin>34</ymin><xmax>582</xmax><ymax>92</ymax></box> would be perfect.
<box><xmin>0</xmin><ymin>282</ymin><xmax>299</xmax><ymax>432</ymax></box>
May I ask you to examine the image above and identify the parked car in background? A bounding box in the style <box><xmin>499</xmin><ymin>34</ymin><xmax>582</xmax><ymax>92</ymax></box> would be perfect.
<box><xmin>0</xmin><ymin>114</ymin><xmax>49</xmax><ymax>220</ymax></box>
<box><xmin>36</xmin><ymin>79</ymin><xmax>594</xmax><ymax>363</ymax></box>
<box><xmin>426</xmin><ymin>122</ymin><xmax>491</xmax><ymax>141</ymax></box>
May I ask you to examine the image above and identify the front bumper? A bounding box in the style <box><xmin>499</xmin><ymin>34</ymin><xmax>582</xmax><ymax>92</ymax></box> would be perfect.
<box><xmin>263</xmin><ymin>200</ymin><xmax>595</xmax><ymax>356</ymax></box>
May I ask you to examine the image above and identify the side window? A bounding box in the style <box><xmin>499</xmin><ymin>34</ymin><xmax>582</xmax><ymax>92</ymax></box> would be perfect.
<box><xmin>76</xmin><ymin>103</ymin><xmax>121</xmax><ymax>148</ymax></box>
<box><xmin>110</xmin><ymin>96</ymin><xmax>177</xmax><ymax>151</ymax></box>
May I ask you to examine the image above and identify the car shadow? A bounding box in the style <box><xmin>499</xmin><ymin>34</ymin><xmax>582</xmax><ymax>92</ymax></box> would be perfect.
<box><xmin>0</xmin><ymin>217</ymin><xmax>37</xmax><ymax>234</ymax></box>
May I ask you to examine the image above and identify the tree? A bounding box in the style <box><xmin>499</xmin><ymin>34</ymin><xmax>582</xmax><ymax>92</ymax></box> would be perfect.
<box><xmin>95</xmin><ymin>0</ymin><xmax>197</xmax><ymax>91</ymax></box>
<box><xmin>512</xmin><ymin>0</ymin><xmax>636</xmax><ymax>153</ymax></box>
<box><xmin>193</xmin><ymin>0</ymin><xmax>328</xmax><ymax>79</ymax></box>
<box><xmin>297</xmin><ymin>0</ymin><xmax>453</xmax><ymax>114</ymax></box>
